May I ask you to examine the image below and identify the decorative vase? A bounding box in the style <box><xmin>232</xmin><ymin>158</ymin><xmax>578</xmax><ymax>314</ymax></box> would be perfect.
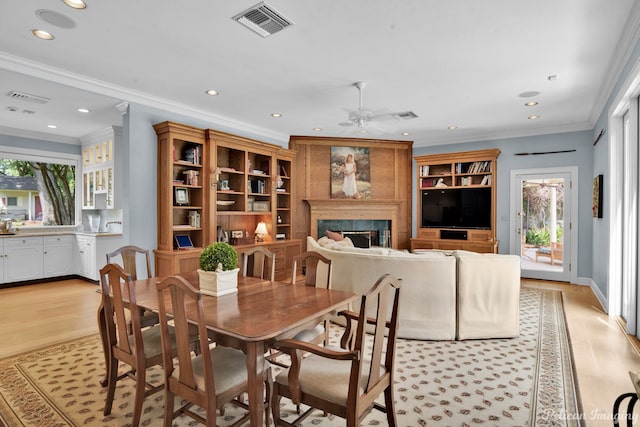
<box><xmin>197</xmin><ymin>268</ymin><xmax>240</xmax><ymax>297</ymax></box>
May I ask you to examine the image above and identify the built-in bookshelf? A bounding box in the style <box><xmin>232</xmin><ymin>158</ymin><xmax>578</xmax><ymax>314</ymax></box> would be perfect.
<box><xmin>412</xmin><ymin>149</ymin><xmax>500</xmax><ymax>253</ymax></box>
<box><xmin>154</xmin><ymin>123</ymin><xmax>301</xmax><ymax>277</ymax></box>
<box><xmin>154</xmin><ymin>122</ymin><xmax>207</xmax><ymax>276</ymax></box>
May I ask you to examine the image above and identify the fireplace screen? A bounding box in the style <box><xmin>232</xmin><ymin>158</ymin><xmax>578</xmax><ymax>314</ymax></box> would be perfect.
<box><xmin>341</xmin><ymin>230</ymin><xmax>373</xmax><ymax>248</ymax></box>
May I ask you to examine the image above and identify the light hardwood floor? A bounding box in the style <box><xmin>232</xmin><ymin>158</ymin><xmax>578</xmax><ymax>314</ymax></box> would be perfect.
<box><xmin>1</xmin><ymin>277</ymin><xmax>639</xmax><ymax>426</ymax></box>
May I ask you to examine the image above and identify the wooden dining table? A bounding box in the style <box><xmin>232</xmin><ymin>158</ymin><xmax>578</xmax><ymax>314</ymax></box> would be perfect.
<box><xmin>97</xmin><ymin>271</ymin><xmax>356</xmax><ymax>426</ymax></box>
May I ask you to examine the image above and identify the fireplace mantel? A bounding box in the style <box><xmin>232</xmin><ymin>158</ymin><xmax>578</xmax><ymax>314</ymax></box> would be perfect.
<box><xmin>305</xmin><ymin>199</ymin><xmax>401</xmax><ymax>248</ymax></box>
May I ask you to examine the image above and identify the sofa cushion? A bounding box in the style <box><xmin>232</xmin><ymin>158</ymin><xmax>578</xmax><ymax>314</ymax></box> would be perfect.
<box><xmin>318</xmin><ymin>236</ymin><xmax>354</xmax><ymax>249</ymax></box>
<box><xmin>325</xmin><ymin>230</ymin><xmax>344</xmax><ymax>241</ymax></box>
<box><xmin>456</xmin><ymin>254</ymin><xmax>521</xmax><ymax>339</ymax></box>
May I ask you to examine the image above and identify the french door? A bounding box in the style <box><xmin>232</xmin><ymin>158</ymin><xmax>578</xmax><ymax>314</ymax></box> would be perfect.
<box><xmin>510</xmin><ymin>168</ymin><xmax>576</xmax><ymax>282</ymax></box>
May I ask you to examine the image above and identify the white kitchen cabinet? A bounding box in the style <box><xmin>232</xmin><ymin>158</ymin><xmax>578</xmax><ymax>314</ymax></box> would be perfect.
<box><xmin>4</xmin><ymin>236</ymin><xmax>44</xmax><ymax>283</ymax></box>
<box><xmin>81</xmin><ymin>127</ymin><xmax>121</xmax><ymax>210</ymax></box>
<box><xmin>43</xmin><ymin>235</ymin><xmax>74</xmax><ymax>277</ymax></box>
<box><xmin>76</xmin><ymin>233</ymin><xmax>124</xmax><ymax>281</ymax></box>
<box><xmin>76</xmin><ymin>235</ymin><xmax>97</xmax><ymax>280</ymax></box>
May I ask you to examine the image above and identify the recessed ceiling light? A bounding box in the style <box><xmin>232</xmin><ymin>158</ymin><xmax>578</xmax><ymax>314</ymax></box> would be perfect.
<box><xmin>47</xmin><ymin>124</ymin><xmax>57</xmax><ymax>129</ymax></box>
<box><xmin>36</xmin><ymin>9</ymin><xmax>76</xmax><ymax>29</ymax></box>
<box><xmin>528</xmin><ymin>115</ymin><xmax>540</xmax><ymax>120</ymax></box>
<box><xmin>77</xmin><ymin>108</ymin><xmax>90</xmax><ymax>113</ymax></box>
<box><xmin>271</xmin><ymin>113</ymin><xmax>282</xmax><ymax>118</ymax></box>
<box><xmin>62</xmin><ymin>0</ymin><xmax>87</xmax><ymax>9</ymax></box>
<box><xmin>23</xmin><ymin>110</ymin><xmax>35</xmax><ymax>115</ymax></box>
<box><xmin>401</xmin><ymin>132</ymin><xmax>410</xmax><ymax>136</ymax></box>
<box><xmin>519</xmin><ymin>91</ymin><xmax>541</xmax><ymax>98</ymax></box>
<box><xmin>205</xmin><ymin>89</ymin><xmax>219</xmax><ymax>96</ymax></box>
<box><xmin>32</xmin><ymin>29</ymin><xmax>54</xmax><ymax>40</ymax></box>
<box><xmin>525</xmin><ymin>101</ymin><xmax>538</xmax><ymax>107</ymax></box>
<box><xmin>358</xmin><ymin>129</ymin><xmax>367</xmax><ymax>133</ymax></box>
<box><xmin>312</xmin><ymin>127</ymin><xmax>322</xmax><ymax>131</ymax></box>
<box><xmin>448</xmin><ymin>125</ymin><xmax>457</xmax><ymax>130</ymax></box>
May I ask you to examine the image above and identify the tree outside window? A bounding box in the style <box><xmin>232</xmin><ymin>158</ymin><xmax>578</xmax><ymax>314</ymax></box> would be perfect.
<box><xmin>0</xmin><ymin>159</ymin><xmax>75</xmax><ymax>226</ymax></box>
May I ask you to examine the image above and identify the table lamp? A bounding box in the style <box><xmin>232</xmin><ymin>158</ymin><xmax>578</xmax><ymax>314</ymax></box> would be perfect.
<box><xmin>254</xmin><ymin>221</ymin><xmax>268</xmax><ymax>242</ymax></box>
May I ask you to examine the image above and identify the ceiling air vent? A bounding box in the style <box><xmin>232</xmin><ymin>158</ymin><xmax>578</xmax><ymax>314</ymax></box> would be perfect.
<box><xmin>232</xmin><ymin>2</ymin><xmax>294</xmax><ymax>38</ymax></box>
<box><xmin>7</xmin><ymin>90</ymin><xmax>50</xmax><ymax>104</ymax></box>
<box><xmin>393</xmin><ymin>111</ymin><xmax>418</xmax><ymax>120</ymax></box>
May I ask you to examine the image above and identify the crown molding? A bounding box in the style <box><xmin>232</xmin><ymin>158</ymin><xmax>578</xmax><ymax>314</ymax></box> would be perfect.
<box><xmin>588</xmin><ymin>0</ymin><xmax>640</xmax><ymax>125</ymax></box>
<box><xmin>0</xmin><ymin>125</ymin><xmax>80</xmax><ymax>145</ymax></box>
<box><xmin>0</xmin><ymin>52</ymin><xmax>291</xmax><ymax>145</ymax></box>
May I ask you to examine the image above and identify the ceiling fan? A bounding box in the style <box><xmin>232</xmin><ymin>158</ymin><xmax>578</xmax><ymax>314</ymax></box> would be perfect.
<box><xmin>339</xmin><ymin>81</ymin><xmax>417</xmax><ymax>129</ymax></box>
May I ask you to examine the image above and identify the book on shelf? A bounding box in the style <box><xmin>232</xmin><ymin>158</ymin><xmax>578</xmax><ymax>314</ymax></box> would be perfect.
<box><xmin>480</xmin><ymin>175</ymin><xmax>492</xmax><ymax>185</ymax></box>
<box><xmin>183</xmin><ymin>146</ymin><xmax>201</xmax><ymax>165</ymax></box>
<box><xmin>419</xmin><ymin>165</ymin><xmax>430</xmax><ymax>176</ymax></box>
<box><xmin>182</xmin><ymin>170</ymin><xmax>199</xmax><ymax>186</ymax></box>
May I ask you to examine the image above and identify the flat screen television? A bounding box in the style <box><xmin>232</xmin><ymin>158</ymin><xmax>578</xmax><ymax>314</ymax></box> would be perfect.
<box><xmin>421</xmin><ymin>187</ymin><xmax>491</xmax><ymax>229</ymax></box>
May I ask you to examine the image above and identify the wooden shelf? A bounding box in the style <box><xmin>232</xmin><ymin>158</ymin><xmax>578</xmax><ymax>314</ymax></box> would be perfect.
<box><xmin>413</xmin><ymin>148</ymin><xmax>500</xmax><ymax>253</ymax></box>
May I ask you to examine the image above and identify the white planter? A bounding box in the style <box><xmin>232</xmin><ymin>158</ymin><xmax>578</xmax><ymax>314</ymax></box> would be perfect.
<box><xmin>197</xmin><ymin>268</ymin><xmax>240</xmax><ymax>297</ymax></box>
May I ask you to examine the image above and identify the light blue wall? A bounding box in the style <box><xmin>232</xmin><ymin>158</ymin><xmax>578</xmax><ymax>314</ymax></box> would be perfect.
<box><xmin>581</xmin><ymin>35</ymin><xmax>640</xmax><ymax>301</ymax></box>
<box><xmin>413</xmin><ymin>131</ymin><xmax>594</xmax><ymax>278</ymax></box>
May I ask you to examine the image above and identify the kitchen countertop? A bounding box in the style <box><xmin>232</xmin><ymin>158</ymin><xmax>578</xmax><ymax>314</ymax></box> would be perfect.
<box><xmin>0</xmin><ymin>230</ymin><xmax>123</xmax><ymax>238</ymax></box>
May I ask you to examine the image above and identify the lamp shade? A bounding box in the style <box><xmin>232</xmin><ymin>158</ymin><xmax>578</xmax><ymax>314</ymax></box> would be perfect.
<box><xmin>255</xmin><ymin>221</ymin><xmax>268</xmax><ymax>236</ymax></box>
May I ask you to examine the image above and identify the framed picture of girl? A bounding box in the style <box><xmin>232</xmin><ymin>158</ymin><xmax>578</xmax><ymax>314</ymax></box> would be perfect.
<box><xmin>330</xmin><ymin>146</ymin><xmax>371</xmax><ymax>199</ymax></box>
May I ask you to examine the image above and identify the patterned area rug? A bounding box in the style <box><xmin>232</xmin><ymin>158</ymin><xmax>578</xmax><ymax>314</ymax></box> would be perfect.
<box><xmin>0</xmin><ymin>287</ymin><xmax>580</xmax><ymax>426</ymax></box>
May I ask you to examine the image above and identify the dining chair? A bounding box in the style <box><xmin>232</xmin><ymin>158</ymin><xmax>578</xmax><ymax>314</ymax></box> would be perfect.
<box><xmin>241</xmin><ymin>246</ymin><xmax>276</xmax><ymax>281</ymax></box>
<box><xmin>99</xmin><ymin>263</ymin><xmax>181</xmax><ymax>427</ymax></box>
<box><xmin>268</xmin><ymin>251</ymin><xmax>333</xmax><ymax>368</ymax></box>
<box><xmin>106</xmin><ymin>245</ymin><xmax>158</xmax><ymax>329</ymax></box>
<box><xmin>156</xmin><ymin>275</ymin><xmax>273</xmax><ymax>427</ymax></box>
<box><xmin>271</xmin><ymin>273</ymin><xmax>402</xmax><ymax>427</ymax></box>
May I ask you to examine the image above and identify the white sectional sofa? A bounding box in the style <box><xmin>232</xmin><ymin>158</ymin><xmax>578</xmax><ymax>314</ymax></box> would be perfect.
<box><xmin>307</xmin><ymin>236</ymin><xmax>521</xmax><ymax>341</ymax></box>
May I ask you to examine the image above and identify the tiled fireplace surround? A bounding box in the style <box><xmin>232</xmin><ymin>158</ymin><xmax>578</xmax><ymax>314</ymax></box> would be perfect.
<box><xmin>306</xmin><ymin>199</ymin><xmax>401</xmax><ymax>249</ymax></box>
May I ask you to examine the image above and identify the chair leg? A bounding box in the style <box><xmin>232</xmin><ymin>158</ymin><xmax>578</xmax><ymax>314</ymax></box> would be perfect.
<box><xmin>131</xmin><ymin>369</ymin><xmax>146</xmax><ymax>427</ymax></box>
<box><xmin>271</xmin><ymin>386</ymin><xmax>282</xmax><ymax>426</ymax></box>
<box><xmin>163</xmin><ymin>389</ymin><xmax>174</xmax><ymax>427</ymax></box>
<box><xmin>383</xmin><ymin>384</ymin><xmax>398</xmax><ymax>427</ymax></box>
<box><xmin>613</xmin><ymin>392</ymin><xmax>638</xmax><ymax>427</ymax></box>
<box><xmin>103</xmin><ymin>357</ymin><xmax>118</xmax><ymax>415</ymax></box>
<box><xmin>264</xmin><ymin>367</ymin><xmax>274</xmax><ymax>426</ymax></box>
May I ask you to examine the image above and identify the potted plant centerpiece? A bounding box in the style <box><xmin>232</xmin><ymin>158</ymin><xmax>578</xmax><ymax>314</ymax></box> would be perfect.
<box><xmin>197</xmin><ymin>242</ymin><xmax>240</xmax><ymax>296</ymax></box>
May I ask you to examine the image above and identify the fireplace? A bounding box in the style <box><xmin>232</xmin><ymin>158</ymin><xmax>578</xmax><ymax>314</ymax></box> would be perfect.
<box><xmin>306</xmin><ymin>199</ymin><xmax>400</xmax><ymax>249</ymax></box>
<box><xmin>318</xmin><ymin>221</ymin><xmax>391</xmax><ymax>248</ymax></box>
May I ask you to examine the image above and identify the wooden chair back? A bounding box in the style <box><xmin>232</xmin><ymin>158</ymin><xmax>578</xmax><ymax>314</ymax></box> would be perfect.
<box><xmin>106</xmin><ymin>245</ymin><xmax>152</xmax><ymax>280</ymax></box>
<box><xmin>241</xmin><ymin>246</ymin><xmax>275</xmax><ymax>281</ymax></box>
<box><xmin>344</xmin><ymin>273</ymin><xmax>401</xmax><ymax>402</ymax></box>
<box><xmin>290</xmin><ymin>251</ymin><xmax>332</xmax><ymax>289</ymax></box>
<box><xmin>99</xmin><ymin>263</ymin><xmax>167</xmax><ymax>426</ymax></box>
<box><xmin>107</xmin><ymin>245</ymin><xmax>157</xmax><ymax>329</ymax></box>
<box><xmin>156</xmin><ymin>276</ymin><xmax>214</xmax><ymax>410</ymax></box>
<box><xmin>156</xmin><ymin>275</ymin><xmax>268</xmax><ymax>426</ymax></box>
<box><xmin>272</xmin><ymin>273</ymin><xmax>402</xmax><ymax>426</ymax></box>
<box><xmin>99</xmin><ymin>263</ymin><xmax>144</xmax><ymax>362</ymax></box>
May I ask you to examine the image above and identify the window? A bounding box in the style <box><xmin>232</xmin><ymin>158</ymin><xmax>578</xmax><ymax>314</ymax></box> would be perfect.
<box><xmin>0</xmin><ymin>146</ymin><xmax>79</xmax><ymax>227</ymax></box>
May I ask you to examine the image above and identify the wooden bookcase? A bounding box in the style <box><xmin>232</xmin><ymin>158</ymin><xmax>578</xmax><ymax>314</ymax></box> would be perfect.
<box><xmin>153</xmin><ymin>122</ymin><xmax>300</xmax><ymax>277</ymax></box>
<box><xmin>206</xmin><ymin>129</ymin><xmax>297</xmax><ymax>246</ymax></box>
<box><xmin>154</xmin><ymin>122</ymin><xmax>207</xmax><ymax>276</ymax></box>
<box><xmin>411</xmin><ymin>148</ymin><xmax>500</xmax><ymax>253</ymax></box>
